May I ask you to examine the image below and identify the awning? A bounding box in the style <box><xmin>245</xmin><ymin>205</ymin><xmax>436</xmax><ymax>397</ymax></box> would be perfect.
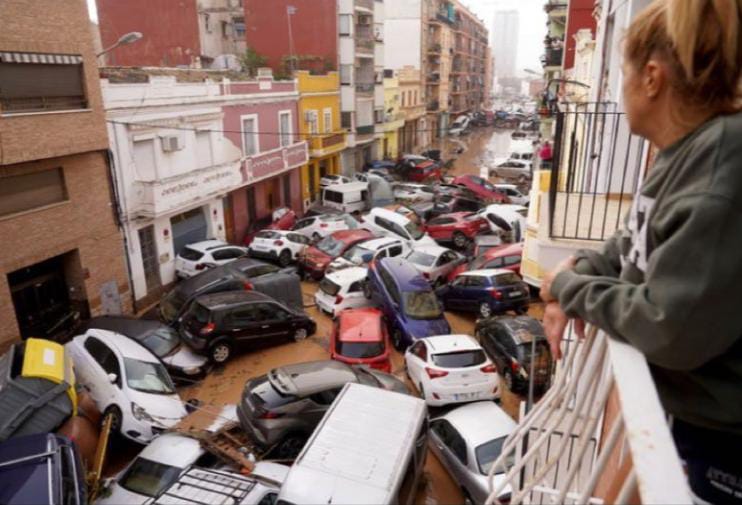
<box><xmin>0</xmin><ymin>52</ymin><xmax>83</xmax><ymax>65</ymax></box>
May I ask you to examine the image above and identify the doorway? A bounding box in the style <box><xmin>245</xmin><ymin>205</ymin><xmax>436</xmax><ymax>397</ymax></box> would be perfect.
<box><xmin>138</xmin><ymin>225</ymin><xmax>161</xmax><ymax>294</ymax></box>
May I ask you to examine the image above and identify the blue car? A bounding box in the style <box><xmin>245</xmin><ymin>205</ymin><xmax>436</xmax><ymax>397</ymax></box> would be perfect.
<box><xmin>436</xmin><ymin>269</ymin><xmax>530</xmax><ymax>318</ymax></box>
<box><xmin>364</xmin><ymin>257</ymin><xmax>451</xmax><ymax>350</ymax></box>
<box><xmin>0</xmin><ymin>433</ymin><xmax>87</xmax><ymax>505</ymax></box>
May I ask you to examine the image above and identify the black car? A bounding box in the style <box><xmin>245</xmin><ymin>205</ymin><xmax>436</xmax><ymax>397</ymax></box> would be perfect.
<box><xmin>475</xmin><ymin>316</ymin><xmax>553</xmax><ymax>395</ymax></box>
<box><xmin>79</xmin><ymin>316</ymin><xmax>208</xmax><ymax>379</ymax></box>
<box><xmin>413</xmin><ymin>195</ymin><xmax>485</xmax><ymax>222</ymax></box>
<box><xmin>179</xmin><ymin>291</ymin><xmax>317</xmax><ymax>364</ymax></box>
<box><xmin>158</xmin><ymin>258</ymin><xmax>302</xmax><ymax>327</ymax></box>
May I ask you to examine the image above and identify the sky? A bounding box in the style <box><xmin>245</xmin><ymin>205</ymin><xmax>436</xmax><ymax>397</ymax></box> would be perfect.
<box><xmin>86</xmin><ymin>0</ymin><xmax>546</xmax><ymax>76</ymax></box>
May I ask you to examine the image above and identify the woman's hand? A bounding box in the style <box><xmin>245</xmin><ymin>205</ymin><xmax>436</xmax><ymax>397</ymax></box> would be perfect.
<box><xmin>540</xmin><ymin>255</ymin><xmax>576</xmax><ymax>303</ymax></box>
<box><xmin>543</xmin><ymin>302</ymin><xmax>586</xmax><ymax>360</ymax></box>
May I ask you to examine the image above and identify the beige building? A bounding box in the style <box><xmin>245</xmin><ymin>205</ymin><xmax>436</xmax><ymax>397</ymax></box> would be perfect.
<box><xmin>424</xmin><ymin>0</ymin><xmax>456</xmax><ymax>139</ymax></box>
<box><xmin>0</xmin><ymin>0</ymin><xmax>131</xmax><ymax>350</ymax></box>
<box><xmin>398</xmin><ymin>66</ymin><xmax>427</xmax><ymax>154</ymax></box>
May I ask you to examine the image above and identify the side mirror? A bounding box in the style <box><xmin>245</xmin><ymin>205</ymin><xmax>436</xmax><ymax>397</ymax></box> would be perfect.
<box><xmin>107</xmin><ymin>373</ymin><xmax>118</xmax><ymax>384</ymax></box>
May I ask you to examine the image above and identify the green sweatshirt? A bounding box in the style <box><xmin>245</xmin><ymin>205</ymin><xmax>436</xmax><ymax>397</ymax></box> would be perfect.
<box><xmin>551</xmin><ymin>111</ymin><xmax>742</xmax><ymax>434</ymax></box>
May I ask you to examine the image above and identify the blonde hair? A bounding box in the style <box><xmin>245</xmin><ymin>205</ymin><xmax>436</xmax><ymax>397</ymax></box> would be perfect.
<box><xmin>625</xmin><ymin>0</ymin><xmax>742</xmax><ymax>112</ymax></box>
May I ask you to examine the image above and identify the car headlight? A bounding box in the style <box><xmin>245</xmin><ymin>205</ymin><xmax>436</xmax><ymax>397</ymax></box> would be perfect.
<box><xmin>182</xmin><ymin>366</ymin><xmax>202</xmax><ymax>376</ymax></box>
<box><xmin>131</xmin><ymin>402</ymin><xmax>154</xmax><ymax>422</ymax></box>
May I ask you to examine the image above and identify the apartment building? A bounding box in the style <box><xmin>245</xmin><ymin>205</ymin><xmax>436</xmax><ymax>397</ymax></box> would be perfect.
<box><xmin>96</xmin><ymin>0</ymin><xmax>246</xmax><ymax>68</ymax></box>
<box><xmin>382</xmin><ymin>72</ymin><xmax>405</xmax><ymax>158</ymax></box>
<box><xmin>449</xmin><ymin>0</ymin><xmax>489</xmax><ymax>116</ymax></box>
<box><xmin>424</xmin><ymin>0</ymin><xmax>456</xmax><ymax>138</ymax></box>
<box><xmin>0</xmin><ymin>0</ymin><xmax>131</xmax><ymax>349</ymax></box>
<box><xmin>398</xmin><ymin>67</ymin><xmax>427</xmax><ymax>153</ymax></box>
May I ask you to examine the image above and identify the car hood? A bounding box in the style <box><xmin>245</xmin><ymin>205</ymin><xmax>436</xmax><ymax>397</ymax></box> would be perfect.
<box><xmin>128</xmin><ymin>390</ymin><xmax>188</xmax><ymax>425</ymax></box>
<box><xmin>404</xmin><ymin>316</ymin><xmax>451</xmax><ymax>340</ymax></box>
<box><xmin>161</xmin><ymin>345</ymin><xmax>208</xmax><ymax>371</ymax></box>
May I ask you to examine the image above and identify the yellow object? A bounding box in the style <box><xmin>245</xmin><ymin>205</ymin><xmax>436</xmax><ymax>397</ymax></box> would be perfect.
<box><xmin>21</xmin><ymin>338</ymin><xmax>78</xmax><ymax>413</ymax></box>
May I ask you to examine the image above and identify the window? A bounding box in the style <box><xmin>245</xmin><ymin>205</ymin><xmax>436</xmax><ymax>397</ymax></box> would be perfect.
<box><xmin>466</xmin><ymin>276</ymin><xmax>487</xmax><ymax>288</ymax></box>
<box><xmin>340</xmin><ymin>64</ymin><xmax>352</xmax><ymax>85</ymax></box>
<box><xmin>0</xmin><ymin>56</ymin><xmax>87</xmax><ymax>114</ymax></box>
<box><xmin>341</xmin><ymin>111</ymin><xmax>352</xmax><ymax>129</ymax></box>
<box><xmin>374</xmin><ymin>108</ymin><xmax>384</xmax><ymax>124</ymax></box>
<box><xmin>195</xmin><ymin>130</ymin><xmax>213</xmax><ymax>168</ymax></box>
<box><xmin>279</xmin><ymin>111</ymin><xmax>292</xmax><ymax>147</ymax></box>
<box><xmin>339</xmin><ymin>14</ymin><xmax>352</xmax><ymax>36</ymax></box>
<box><xmin>0</xmin><ymin>167</ymin><xmax>68</xmax><ymax>217</ymax></box>
<box><xmin>306</xmin><ymin>109</ymin><xmax>318</xmax><ymax>134</ymax></box>
<box><xmin>323</xmin><ymin>108</ymin><xmax>333</xmax><ymax>133</ymax></box>
<box><xmin>410</xmin><ymin>341</ymin><xmax>427</xmax><ymax>361</ymax></box>
<box><xmin>241</xmin><ymin>116</ymin><xmax>259</xmax><ymax>155</ymax></box>
<box><xmin>204</xmin><ymin>13</ymin><xmax>211</xmax><ymax>32</ymax></box>
<box><xmin>133</xmin><ymin>139</ymin><xmax>156</xmax><ymax>180</ymax></box>
<box><xmin>84</xmin><ymin>337</ymin><xmax>121</xmax><ymax>383</ymax></box>
<box><xmin>221</xmin><ymin>21</ymin><xmax>229</xmax><ymax>38</ymax></box>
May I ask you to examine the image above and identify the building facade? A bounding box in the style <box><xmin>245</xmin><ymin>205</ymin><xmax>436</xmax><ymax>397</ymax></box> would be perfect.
<box><xmin>449</xmin><ymin>0</ymin><xmax>489</xmax><ymax>116</ymax></box>
<box><xmin>0</xmin><ymin>0</ymin><xmax>131</xmax><ymax>349</ymax></box>
<box><xmin>382</xmin><ymin>72</ymin><xmax>405</xmax><ymax>158</ymax></box>
<box><xmin>424</xmin><ymin>0</ymin><xmax>456</xmax><ymax>138</ymax></box>
<box><xmin>398</xmin><ymin>67</ymin><xmax>427</xmax><ymax>154</ymax></box>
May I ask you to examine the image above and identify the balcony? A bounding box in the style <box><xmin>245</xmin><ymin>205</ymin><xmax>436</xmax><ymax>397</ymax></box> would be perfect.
<box><xmin>542</xmin><ymin>48</ymin><xmax>563</xmax><ymax>68</ymax></box>
<box><xmin>427</xmin><ymin>100</ymin><xmax>440</xmax><ymax>111</ymax></box>
<box><xmin>309</xmin><ymin>132</ymin><xmax>345</xmax><ymax>157</ymax></box>
<box><xmin>355</xmin><ymin>82</ymin><xmax>375</xmax><ymax>94</ymax></box>
<box><xmin>356</xmin><ymin>124</ymin><xmax>375</xmax><ymax>135</ymax></box>
<box><xmin>355</xmin><ymin>38</ymin><xmax>375</xmax><ymax>54</ymax></box>
<box><xmin>545</xmin><ymin>1</ymin><xmax>568</xmax><ymax>18</ymax></box>
<box><xmin>428</xmin><ymin>43</ymin><xmax>442</xmax><ymax>54</ymax></box>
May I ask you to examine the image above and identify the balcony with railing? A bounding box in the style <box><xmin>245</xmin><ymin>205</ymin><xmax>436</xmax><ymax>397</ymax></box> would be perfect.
<box><xmin>354</xmin><ymin>0</ymin><xmax>374</xmax><ymax>11</ymax></box>
<box><xmin>309</xmin><ymin>132</ymin><xmax>345</xmax><ymax>157</ymax></box>
<box><xmin>355</xmin><ymin>82</ymin><xmax>375</xmax><ymax>95</ymax></box>
<box><xmin>427</xmin><ymin>100</ymin><xmax>440</xmax><ymax>111</ymax></box>
<box><xmin>542</xmin><ymin>48</ymin><xmax>564</xmax><ymax>68</ymax></box>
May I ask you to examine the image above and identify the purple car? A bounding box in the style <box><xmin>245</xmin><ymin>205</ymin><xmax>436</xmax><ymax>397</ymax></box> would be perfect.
<box><xmin>364</xmin><ymin>256</ymin><xmax>451</xmax><ymax>350</ymax></box>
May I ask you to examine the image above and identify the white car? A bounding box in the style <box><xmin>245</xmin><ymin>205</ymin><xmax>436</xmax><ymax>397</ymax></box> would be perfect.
<box><xmin>449</xmin><ymin>115</ymin><xmax>471</xmax><ymax>136</ymax></box>
<box><xmin>247</xmin><ymin>230</ymin><xmax>311</xmax><ymax>267</ymax></box>
<box><xmin>175</xmin><ymin>240</ymin><xmax>248</xmax><ymax>279</ymax></box>
<box><xmin>477</xmin><ymin>204</ymin><xmax>528</xmax><ymax>243</ymax></box>
<box><xmin>361</xmin><ymin>207</ymin><xmax>437</xmax><ymax>247</ymax></box>
<box><xmin>393</xmin><ymin>183</ymin><xmax>436</xmax><ymax>203</ymax></box>
<box><xmin>429</xmin><ymin>402</ymin><xmax>516</xmax><ymax>505</ymax></box>
<box><xmin>326</xmin><ymin>237</ymin><xmax>411</xmax><ymax>273</ymax></box>
<box><xmin>405</xmin><ymin>245</ymin><xmax>466</xmax><ymax>287</ymax></box>
<box><xmin>494</xmin><ymin>184</ymin><xmax>530</xmax><ymax>206</ymax></box>
<box><xmin>66</xmin><ymin>329</ymin><xmax>187</xmax><ymax>443</ymax></box>
<box><xmin>320</xmin><ymin>174</ymin><xmax>352</xmax><ymax>188</ymax></box>
<box><xmin>314</xmin><ymin>267</ymin><xmax>372</xmax><ymax>317</ymax></box>
<box><xmin>404</xmin><ymin>334</ymin><xmax>499</xmax><ymax>407</ymax></box>
<box><xmin>291</xmin><ymin>213</ymin><xmax>360</xmax><ymax>241</ymax></box>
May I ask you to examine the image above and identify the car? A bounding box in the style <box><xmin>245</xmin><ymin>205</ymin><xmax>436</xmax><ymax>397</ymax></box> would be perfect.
<box><xmin>158</xmin><ymin>258</ymin><xmax>302</xmax><ymax>326</ymax></box>
<box><xmin>236</xmin><ymin>360</ymin><xmax>407</xmax><ymax>458</ymax></box>
<box><xmin>452</xmin><ymin>175</ymin><xmax>509</xmax><ymax>203</ymax></box>
<box><xmin>448</xmin><ymin>242</ymin><xmax>524</xmax><ymax>281</ymax></box>
<box><xmin>365</xmin><ymin>257</ymin><xmax>451</xmax><ymax>350</ymax></box>
<box><xmin>477</xmin><ymin>204</ymin><xmax>528</xmax><ymax>242</ymax></box>
<box><xmin>494</xmin><ymin>184</ymin><xmax>530</xmax><ymax>206</ymax></box>
<box><xmin>243</xmin><ymin>207</ymin><xmax>298</xmax><ymax>246</ymax></box>
<box><xmin>405</xmin><ymin>245</ymin><xmax>466</xmax><ymax>287</ymax></box>
<box><xmin>326</xmin><ymin>236</ymin><xmax>411</xmax><ymax>273</ymax></box>
<box><xmin>178</xmin><ymin>291</ymin><xmax>317</xmax><ymax>364</ymax></box>
<box><xmin>473</xmin><ymin>234</ymin><xmax>504</xmax><ymax>256</ymax></box>
<box><xmin>330</xmin><ymin>308</ymin><xmax>392</xmax><ymax>372</ymax></box>
<box><xmin>437</xmin><ymin>269</ymin><xmax>530</xmax><ymax>318</ymax></box>
<box><xmin>79</xmin><ymin>316</ymin><xmax>208</xmax><ymax>380</ymax></box>
<box><xmin>355</xmin><ymin>168</ymin><xmax>396</xmax><ymax>183</ymax></box>
<box><xmin>314</xmin><ymin>267</ymin><xmax>373</xmax><ymax>317</ymax></box>
<box><xmin>404</xmin><ymin>334</ymin><xmax>498</xmax><ymax>407</ymax></box>
<box><xmin>174</xmin><ymin>240</ymin><xmax>248</xmax><ymax>279</ymax></box>
<box><xmin>475</xmin><ymin>316</ymin><xmax>553</xmax><ymax>394</ymax></box>
<box><xmin>291</xmin><ymin>213</ymin><xmax>360</xmax><ymax>241</ymax></box>
<box><xmin>297</xmin><ymin>229</ymin><xmax>374</xmax><ymax>280</ymax></box>
<box><xmin>302</xmin><ymin>204</ymin><xmax>343</xmax><ymax>218</ymax></box>
<box><xmin>429</xmin><ymin>401</ymin><xmax>517</xmax><ymax>505</ymax></box>
<box><xmin>449</xmin><ymin>114</ymin><xmax>471</xmax><ymax>136</ymax></box>
<box><xmin>66</xmin><ymin>329</ymin><xmax>188</xmax><ymax>443</ymax></box>
<box><xmin>406</xmin><ymin>160</ymin><xmax>442</xmax><ymax>182</ymax></box>
<box><xmin>0</xmin><ymin>433</ymin><xmax>87</xmax><ymax>505</ymax></box>
<box><xmin>319</xmin><ymin>174</ymin><xmax>352</xmax><ymax>188</ymax></box>
<box><xmin>393</xmin><ymin>182</ymin><xmax>436</xmax><ymax>203</ymax></box>
<box><xmin>424</xmin><ymin>212</ymin><xmax>491</xmax><ymax>249</ymax></box>
<box><xmin>247</xmin><ymin>230</ymin><xmax>312</xmax><ymax>267</ymax></box>
<box><xmin>361</xmin><ymin>207</ymin><xmax>437</xmax><ymax>247</ymax></box>
<box><xmin>434</xmin><ymin>183</ymin><xmax>481</xmax><ymax>201</ymax></box>
<box><xmin>490</xmin><ymin>159</ymin><xmax>532</xmax><ymax>182</ymax></box>
<box><xmin>383</xmin><ymin>203</ymin><xmax>424</xmax><ymax>225</ymax></box>
<box><xmin>363</xmin><ymin>159</ymin><xmax>397</xmax><ymax>171</ymax></box>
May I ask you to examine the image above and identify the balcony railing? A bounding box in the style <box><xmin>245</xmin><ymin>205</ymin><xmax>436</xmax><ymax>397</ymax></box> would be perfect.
<box><xmin>355</xmin><ymin>82</ymin><xmax>375</xmax><ymax>94</ymax></box>
<box><xmin>321</xmin><ymin>132</ymin><xmax>345</xmax><ymax>149</ymax></box>
<box><xmin>356</xmin><ymin>124</ymin><xmax>374</xmax><ymax>135</ymax></box>
<box><xmin>484</xmin><ymin>324</ymin><xmax>693</xmax><ymax>505</ymax></box>
<box><xmin>355</xmin><ymin>38</ymin><xmax>375</xmax><ymax>52</ymax></box>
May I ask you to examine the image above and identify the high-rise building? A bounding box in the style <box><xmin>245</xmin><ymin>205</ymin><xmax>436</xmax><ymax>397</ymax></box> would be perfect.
<box><xmin>492</xmin><ymin>9</ymin><xmax>519</xmax><ymax>81</ymax></box>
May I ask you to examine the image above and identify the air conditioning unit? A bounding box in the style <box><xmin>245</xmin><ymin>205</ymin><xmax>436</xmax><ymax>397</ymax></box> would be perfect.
<box><xmin>161</xmin><ymin>135</ymin><xmax>184</xmax><ymax>152</ymax></box>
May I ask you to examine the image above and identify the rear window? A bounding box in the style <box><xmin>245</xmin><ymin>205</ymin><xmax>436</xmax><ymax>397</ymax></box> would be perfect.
<box><xmin>407</xmin><ymin>251</ymin><xmax>436</xmax><ymax>267</ymax></box>
<box><xmin>190</xmin><ymin>302</ymin><xmax>211</xmax><ymax>324</ymax></box>
<box><xmin>432</xmin><ymin>350</ymin><xmax>486</xmax><ymax>368</ymax></box>
<box><xmin>256</xmin><ymin>231</ymin><xmax>280</xmax><ymax>239</ymax></box>
<box><xmin>252</xmin><ymin>375</ymin><xmax>298</xmax><ymax>408</ymax></box>
<box><xmin>324</xmin><ymin>190</ymin><xmax>343</xmax><ymax>203</ymax></box>
<box><xmin>336</xmin><ymin>341</ymin><xmax>385</xmax><ymax>359</ymax></box>
<box><xmin>319</xmin><ymin>277</ymin><xmax>341</xmax><ymax>297</ymax></box>
<box><xmin>179</xmin><ymin>247</ymin><xmax>204</xmax><ymax>261</ymax></box>
<box><xmin>492</xmin><ymin>273</ymin><xmax>522</xmax><ymax>285</ymax></box>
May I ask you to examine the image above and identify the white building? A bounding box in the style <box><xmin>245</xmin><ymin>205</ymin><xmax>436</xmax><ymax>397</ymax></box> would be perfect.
<box><xmin>384</xmin><ymin>0</ymin><xmax>423</xmax><ymax>71</ymax></box>
<box><xmin>492</xmin><ymin>10</ymin><xmax>519</xmax><ymax>81</ymax></box>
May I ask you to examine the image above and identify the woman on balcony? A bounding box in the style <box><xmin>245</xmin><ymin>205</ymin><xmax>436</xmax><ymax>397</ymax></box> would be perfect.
<box><xmin>540</xmin><ymin>0</ymin><xmax>742</xmax><ymax>503</ymax></box>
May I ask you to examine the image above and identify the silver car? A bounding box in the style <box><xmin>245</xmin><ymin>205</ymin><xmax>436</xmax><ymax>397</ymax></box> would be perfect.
<box><xmin>429</xmin><ymin>401</ymin><xmax>516</xmax><ymax>505</ymax></box>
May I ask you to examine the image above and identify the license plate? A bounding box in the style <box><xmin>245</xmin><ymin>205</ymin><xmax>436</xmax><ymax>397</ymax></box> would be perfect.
<box><xmin>454</xmin><ymin>392</ymin><xmax>474</xmax><ymax>400</ymax></box>
<box><xmin>509</xmin><ymin>291</ymin><xmax>522</xmax><ymax>298</ymax></box>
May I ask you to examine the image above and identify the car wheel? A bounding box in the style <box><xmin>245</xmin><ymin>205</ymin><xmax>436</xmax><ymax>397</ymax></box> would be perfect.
<box><xmin>362</xmin><ymin>280</ymin><xmax>373</xmax><ymax>299</ymax></box>
<box><xmin>392</xmin><ymin>328</ymin><xmax>405</xmax><ymax>351</ymax></box>
<box><xmin>278</xmin><ymin>249</ymin><xmax>292</xmax><ymax>267</ymax></box>
<box><xmin>294</xmin><ymin>328</ymin><xmax>308</xmax><ymax>342</ymax></box>
<box><xmin>103</xmin><ymin>405</ymin><xmax>122</xmax><ymax>435</ymax></box>
<box><xmin>479</xmin><ymin>302</ymin><xmax>492</xmax><ymax>318</ymax></box>
<box><xmin>276</xmin><ymin>434</ymin><xmax>308</xmax><ymax>459</ymax></box>
<box><xmin>504</xmin><ymin>369</ymin><xmax>514</xmax><ymax>391</ymax></box>
<box><xmin>453</xmin><ymin>231</ymin><xmax>468</xmax><ymax>249</ymax></box>
<box><xmin>210</xmin><ymin>342</ymin><xmax>232</xmax><ymax>364</ymax></box>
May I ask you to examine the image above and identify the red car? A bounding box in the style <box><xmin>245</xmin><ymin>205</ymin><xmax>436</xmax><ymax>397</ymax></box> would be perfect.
<box><xmin>447</xmin><ymin>242</ymin><xmax>524</xmax><ymax>281</ymax></box>
<box><xmin>330</xmin><ymin>307</ymin><xmax>392</xmax><ymax>372</ymax></box>
<box><xmin>424</xmin><ymin>212</ymin><xmax>490</xmax><ymax>249</ymax></box>
<box><xmin>298</xmin><ymin>229</ymin><xmax>374</xmax><ymax>280</ymax></box>
<box><xmin>408</xmin><ymin>160</ymin><xmax>442</xmax><ymax>182</ymax></box>
<box><xmin>243</xmin><ymin>207</ymin><xmax>297</xmax><ymax>246</ymax></box>
<box><xmin>452</xmin><ymin>175</ymin><xmax>509</xmax><ymax>203</ymax></box>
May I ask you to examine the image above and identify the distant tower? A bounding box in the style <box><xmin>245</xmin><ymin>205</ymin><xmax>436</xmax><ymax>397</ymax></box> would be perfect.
<box><xmin>492</xmin><ymin>10</ymin><xmax>520</xmax><ymax>80</ymax></box>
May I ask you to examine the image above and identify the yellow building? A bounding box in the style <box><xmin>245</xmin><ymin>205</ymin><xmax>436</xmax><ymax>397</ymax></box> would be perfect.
<box><xmin>296</xmin><ymin>71</ymin><xmax>346</xmax><ymax>208</ymax></box>
<box><xmin>398</xmin><ymin>66</ymin><xmax>427</xmax><ymax>153</ymax></box>
<box><xmin>382</xmin><ymin>74</ymin><xmax>405</xmax><ymax>159</ymax></box>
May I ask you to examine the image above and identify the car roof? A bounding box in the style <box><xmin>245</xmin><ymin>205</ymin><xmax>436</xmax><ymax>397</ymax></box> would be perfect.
<box><xmin>329</xmin><ymin>229</ymin><xmax>372</xmax><ymax>242</ymax></box>
<box><xmin>484</xmin><ymin>203</ymin><xmax>528</xmax><ymax>214</ymax></box>
<box><xmin>494</xmin><ymin>184</ymin><xmax>517</xmax><ymax>189</ymax></box>
<box><xmin>82</xmin><ymin>315</ymin><xmax>167</xmax><ymax>339</ymax></box>
<box><xmin>492</xmin><ymin>316</ymin><xmax>546</xmax><ymax>343</ymax></box>
<box><xmin>183</xmin><ymin>240</ymin><xmax>228</xmax><ymax>252</ymax></box>
<box><xmin>423</xmin><ymin>334</ymin><xmax>481</xmax><ymax>353</ymax></box>
<box><xmin>369</xmin><ymin>207</ymin><xmax>411</xmax><ymax>225</ymax></box>
<box><xmin>272</xmin><ymin>360</ymin><xmax>358</xmax><ymax>396</ymax></box>
<box><xmin>323</xmin><ymin>181</ymin><xmax>368</xmax><ymax>193</ymax></box>
<box><xmin>83</xmin><ymin>328</ymin><xmax>160</xmax><ymax>363</ymax></box>
<box><xmin>463</xmin><ymin>268</ymin><xmax>516</xmax><ymax>277</ymax></box>
<box><xmin>378</xmin><ymin>257</ymin><xmax>430</xmax><ymax>291</ymax></box>
<box><xmin>325</xmin><ymin>267</ymin><xmax>368</xmax><ymax>284</ymax></box>
<box><xmin>484</xmin><ymin>242</ymin><xmax>523</xmax><ymax>258</ymax></box>
<box><xmin>410</xmin><ymin>244</ymin><xmax>450</xmax><ymax>257</ymax></box>
<box><xmin>338</xmin><ymin>308</ymin><xmax>384</xmax><ymax>342</ymax></box>
<box><xmin>137</xmin><ymin>433</ymin><xmax>204</xmax><ymax>467</ymax></box>
<box><xmin>439</xmin><ymin>401</ymin><xmax>517</xmax><ymax>448</ymax></box>
<box><xmin>318</xmin><ymin>213</ymin><xmax>352</xmax><ymax>221</ymax></box>
<box><xmin>195</xmin><ymin>290</ymin><xmax>272</xmax><ymax>309</ymax></box>
<box><xmin>356</xmin><ymin>236</ymin><xmax>402</xmax><ymax>250</ymax></box>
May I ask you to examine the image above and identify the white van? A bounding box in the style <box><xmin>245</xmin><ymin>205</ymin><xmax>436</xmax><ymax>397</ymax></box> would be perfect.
<box><xmin>276</xmin><ymin>383</ymin><xmax>428</xmax><ymax>505</ymax></box>
<box><xmin>321</xmin><ymin>182</ymin><xmax>369</xmax><ymax>214</ymax></box>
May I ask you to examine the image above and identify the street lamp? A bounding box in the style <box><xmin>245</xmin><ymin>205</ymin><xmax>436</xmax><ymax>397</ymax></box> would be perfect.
<box><xmin>96</xmin><ymin>31</ymin><xmax>143</xmax><ymax>58</ymax></box>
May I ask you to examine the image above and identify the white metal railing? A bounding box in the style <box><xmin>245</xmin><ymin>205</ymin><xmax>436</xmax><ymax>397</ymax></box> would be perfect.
<box><xmin>485</xmin><ymin>326</ymin><xmax>693</xmax><ymax>505</ymax></box>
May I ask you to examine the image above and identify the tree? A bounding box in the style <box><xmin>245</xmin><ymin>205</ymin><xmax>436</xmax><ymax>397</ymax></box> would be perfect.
<box><xmin>240</xmin><ymin>47</ymin><xmax>267</xmax><ymax>76</ymax></box>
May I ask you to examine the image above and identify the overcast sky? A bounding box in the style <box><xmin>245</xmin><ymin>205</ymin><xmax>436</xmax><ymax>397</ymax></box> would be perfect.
<box><xmin>86</xmin><ymin>0</ymin><xmax>545</xmax><ymax>75</ymax></box>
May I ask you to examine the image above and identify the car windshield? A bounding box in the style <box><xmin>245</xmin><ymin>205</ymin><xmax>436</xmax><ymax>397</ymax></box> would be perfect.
<box><xmin>317</xmin><ymin>236</ymin><xmax>346</xmax><ymax>257</ymax></box>
<box><xmin>470</xmin><ymin>255</ymin><xmax>491</xmax><ymax>270</ymax></box>
<box><xmin>403</xmin><ymin>291</ymin><xmax>443</xmax><ymax>320</ymax></box>
<box><xmin>476</xmin><ymin>436</ymin><xmax>514</xmax><ymax>475</ymax></box>
<box><xmin>432</xmin><ymin>350</ymin><xmax>486</xmax><ymax>368</ymax></box>
<box><xmin>319</xmin><ymin>277</ymin><xmax>341</xmax><ymax>296</ymax></box>
<box><xmin>405</xmin><ymin>221</ymin><xmax>425</xmax><ymax>240</ymax></box>
<box><xmin>407</xmin><ymin>251</ymin><xmax>437</xmax><ymax>267</ymax></box>
<box><xmin>140</xmin><ymin>328</ymin><xmax>180</xmax><ymax>357</ymax></box>
<box><xmin>119</xmin><ymin>457</ymin><xmax>183</xmax><ymax>497</ymax></box>
<box><xmin>179</xmin><ymin>247</ymin><xmax>204</xmax><ymax>261</ymax></box>
<box><xmin>159</xmin><ymin>289</ymin><xmax>186</xmax><ymax>323</ymax></box>
<box><xmin>337</xmin><ymin>341</ymin><xmax>385</xmax><ymax>358</ymax></box>
<box><xmin>492</xmin><ymin>273</ymin><xmax>521</xmax><ymax>285</ymax></box>
<box><xmin>124</xmin><ymin>358</ymin><xmax>176</xmax><ymax>395</ymax></box>
<box><xmin>342</xmin><ymin>244</ymin><xmax>373</xmax><ymax>263</ymax></box>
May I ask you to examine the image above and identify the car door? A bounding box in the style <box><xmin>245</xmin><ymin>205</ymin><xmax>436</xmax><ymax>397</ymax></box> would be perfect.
<box><xmin>429</xmin><ymin>420</ymin><xmax>469</xmax><ymax>486</ymax></box>
<box><xmin>224</xmin><ymin>305</ymin><xmax>264</xmax><ymax>346</ymax></box>
<box><xmin>443</xmin><ymin>275</ymin><xmax>467</xmax><ymax>309</ymax></box>
<box><xmin>287</xmin><ymin>233</ymin><xmax>310</xmax><ymax>258</ymax></box>
<box><xmin>81</xmin><ymin>336</ymin><xmax>122</xmax><ymax>408</ymax></box>
<box><xmin>405</xmin><ymin>341</ymin><xmax>428</xmax><ymax>388</ymax></box>
<box><xmin>426</xmin><ymin>217</ymin><xmax>454</xmax><ymax>240</ymax></box>
<box><xmin>461</xmin><ymin>275</ymin><xmax>488</xmax><ymax>306</ymax></box>
<box><xmin>257</xmin><ymin>302</ymin><xmax>296</xmax><ymax>340</ymax></box>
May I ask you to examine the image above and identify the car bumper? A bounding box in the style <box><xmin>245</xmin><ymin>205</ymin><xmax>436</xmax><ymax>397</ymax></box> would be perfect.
<box><xmin>423</xmin><ymin>379</ymin><xmax>498</xmax><ymax>407</ymax></box>
<box><xmin>314</xmin><ymin>294</ymin><xmax>337</xmax><ymax>317</ymax></box>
